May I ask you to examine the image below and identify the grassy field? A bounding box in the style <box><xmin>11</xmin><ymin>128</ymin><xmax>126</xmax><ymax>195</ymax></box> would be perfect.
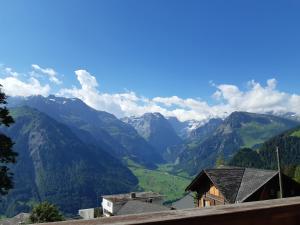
<box><xmin>291</xmin><ymin>129</ymin><xmax>300</xmax><ymax>138</ymax></box>
<box><xmin>126</xmin><ymin>160</ymin><xmax>192</xmax><ymax>202</ymax></box>
<box><xmin>239</xmin><ymin>122</ymin><xmax>287</xmax><ymax>148</ymax></box>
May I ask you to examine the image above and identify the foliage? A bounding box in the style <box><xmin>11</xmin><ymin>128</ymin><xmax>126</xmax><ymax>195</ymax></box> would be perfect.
<box><xmin>175</xmin><ymin>112</ymin><xmax>298</xmax><ymax>176</ymax></box>
<box><xmin>0</xmin><ymin>85</ymin><xmax>18</xmax><ymax>195</ymax></box>
<box><xmin>215</xmin><ymin>152</ymin><xmax>226</xmax><ymax>168</ymax></box>
<box><xmin>293</xmin><ymin>166</ymin><xmax>300</xmax><ymax>183</ymax></box>
<box><xmin>29</xmin><ymin>202</ymin><xmax>64</xmax><ymax>223</ymax></box>
<box><xmin>94</xmin><ymin>207</ymin><xmax>102</xmax><ymax>218</ymax></box>
<box><xmin>290</xmin><ymin>130</ymin><xmax>300</xmax><ymax>138</ymax></box>
<box><xmin>230</xmin><ymin>127</ymin><xmax>300</xmax><ymax>183</ymax></box>
<box><xmin>229</xmin><ymin>148</ymin><xmax>263</xmax><ymax>168</ymax></box>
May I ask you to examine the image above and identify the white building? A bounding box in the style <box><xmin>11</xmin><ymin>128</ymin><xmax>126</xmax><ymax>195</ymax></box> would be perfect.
<box><xmin>102</xmin><ymin>192</ymin><xmax>164</xmax><ymax>217</ymax></box>
<box><xmin>78</xmin><ymin>208</ymin><xmax>95</xmax><ymax>220</ymax></box>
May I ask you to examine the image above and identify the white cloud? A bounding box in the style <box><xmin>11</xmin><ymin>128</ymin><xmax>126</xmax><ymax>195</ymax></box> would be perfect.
<box><xmin>0</xmin><ymin>76</ymin><xmax>50</xmax><ymax>97</ymax></box>
<box><xmin>4</xmin><ymin>67</ymin><xmax>19</xmax><ymax>77</ymax></box>
<box><xmin>31</xmin><ymin>64</ymin><xmax>62</xmax><ymax>84</ymax></box>
<box><xmin>59</xmin><ymin>70</ymin><xmax>300</xmax><ymax>122</ymax></box>
<box><xmin>2</xmin><ymin>65</ymin><xmax>300</xmax><ymax>122</ymax></box>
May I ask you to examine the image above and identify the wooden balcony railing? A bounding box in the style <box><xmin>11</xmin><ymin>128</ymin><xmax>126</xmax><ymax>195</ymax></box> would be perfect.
<box><xmin>38</xmin><ymin>196</ymin><xmax>300</xmax><ymax>225</ymax></box>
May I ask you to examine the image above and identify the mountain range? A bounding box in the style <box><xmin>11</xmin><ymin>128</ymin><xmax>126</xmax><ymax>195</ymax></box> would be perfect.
<box><xmin>230</xmin><ymin>126</ymin><xmax>300</xmax><ymax>171</ymax></box>
<box><xmin>172</xmin><ymin>112</ymin><xmax>300</xmax><ymax>175</ymax></box>
<box><xmin>122</xmin><ymin>113</ymin><xmax>182</xmax><ymax>160</ymax></box>
<box><xmin>9</xmin><ymin>95</ymin><xmax>163</xmax><ymax>169</ymax></box>
<box><xmin>0</xmin><ymin>106</ymin><xmax>137</xmax><ymax>216</ymax></box>
<box><xmin>1</xmin><ymin>95</ymin><xmax>300</xmax><ymax>216</ymax></box>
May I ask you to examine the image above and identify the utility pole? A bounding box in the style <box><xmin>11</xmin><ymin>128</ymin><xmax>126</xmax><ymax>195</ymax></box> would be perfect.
<box><xmin>276</xmin><ymin>146</ymin><xmax>283</xmax><ymax>198</ymax></box>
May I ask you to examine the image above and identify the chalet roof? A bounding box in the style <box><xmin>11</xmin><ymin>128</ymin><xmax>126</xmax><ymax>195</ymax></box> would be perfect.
<box><xmin>235</xmin><ymin>168</ymin><xmax>278</xmax><ymax>202</ymax></box>
<box><xmin>186</xmin><ymin>167</ymin><xmax>278</xmax><ymax>203</ymax></box>
<box><xmin>102</xmin><ymin>192</ymin><xmax>163</xmax><ymax>203</ymax></box>
<box><xmin>205</xmin><ymin>168</ymin><xmax>245</xmax><ymax>203</ymax></box>
<box><xmin>116</xmin><ymin>201</ymin><xmax>169</xmax><ymax>216</ymax></box>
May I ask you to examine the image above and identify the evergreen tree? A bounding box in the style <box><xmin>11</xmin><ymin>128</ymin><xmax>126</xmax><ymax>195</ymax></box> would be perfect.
<box><xmin>29</xmin><ymin>202</ymin><xmax>64</xmax><ymax>223</ymax></box>
<box><xmin>229</xmin><ymin>148</ymin><xmax>263</xmax><ymax>168</ymax></box>
<box><xmin>215</xmin><ymin>152</ymin><xmax>225</xmax><ymax>168</ymax></box>
<box><xmin>0</xmin><ymin>85</ymin><xmax>17</xmax><ymax>195</ymax></box>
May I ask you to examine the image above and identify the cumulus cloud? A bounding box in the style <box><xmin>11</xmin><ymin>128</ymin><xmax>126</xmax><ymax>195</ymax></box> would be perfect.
<box><xmin>213</xmin><ymin>79</ymin><xmax>299</xmax><ymax>115</ymax></box>
<box><xmin>4</xmin><ymin>67</ymin><xmax>19</xmax><ymax>77</ymax></box>
<box><xmin>1</xmin><ymin>65</ymin><xmax>300</xmax><ymax>122</ymax></box>
<box><xmin>0</xmin><ymin>76</ymin><xmax>50</xmax><ymax>97</ymax></box>
<box><xmin>59</xmin><ymin>70</ymin><xmax>300</xmax><ymax>122</ymax></box>
<box><xmin>31</xmin><ymin>64</ymin><xmax>62</xmax><ymax>84</ymax></box>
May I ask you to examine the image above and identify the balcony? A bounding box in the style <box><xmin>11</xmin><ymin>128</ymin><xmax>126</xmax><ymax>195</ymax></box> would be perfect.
<box><xmin>38</xmin><ymin>196</ymin><xmax>300</xmax><ymax>225</ymax></box>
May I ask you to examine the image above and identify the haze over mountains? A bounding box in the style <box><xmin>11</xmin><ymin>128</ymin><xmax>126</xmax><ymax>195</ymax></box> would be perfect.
<box><xmin>10</xmin><ymin>95</ymin><xmax>163</xmax><ymax>169</ymax></box>
<box><xmin>1</xmin><ymin>94</ymin><xmax>300</xmax><ymax>216</ymax></box>
<box><xmin>174</xmin><ymin>112</ymin><xmax>300</xmax><ymax>175</ymax></box>
<box><xmin>0</xmin><ymin>106</ymin><xmax>137</xmax><ymax>216</ymax></box>
<box><xmin>122</xmin><ymin>113</ymin><xmax>182</xmax><ymax>160</ymax></box>
<box><xmin>230</xmin><ymin>126</ymin><xmax>300</xmax><ymax>171</ymax></box>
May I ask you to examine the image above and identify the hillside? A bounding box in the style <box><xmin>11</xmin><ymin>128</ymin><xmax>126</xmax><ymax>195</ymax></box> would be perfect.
<box><xmin>189</xmin><ymin>118</ymin><xmax>223</xmax><ymax>140</ymax></box>
<box><xmin>9</xmin><ymin>95</ymin><xmax>163</xmax><ymax>168</ymax></box>
<box><xmin>0</xmin><ymin>107</ymin><xmax>137</xmax><ymax>216</ymax></box>
<box><xmin>122</xmin><ymin>113</ymin><xmax>182</xmax><ymax>160</ymax></box>
<box><xmin>230</xmin><ymin>126</ymin><xmax>300</xmax><ymax>171</ymax></box>
<box><xmin>174</xmin><ymin>112</ymin><xmax>299</xmax><ymax>175</ymax></box>
<box><xmin>167</xmin><ymin>117</ymin><xmax>202</xmax><ymax>139</ymax></box>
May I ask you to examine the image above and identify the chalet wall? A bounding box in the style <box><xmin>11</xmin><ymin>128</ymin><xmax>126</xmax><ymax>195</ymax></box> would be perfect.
<box><xmin>197</xmin><ymin>184</ymin><xmax>225</xmax><ymax>207</ymax></box>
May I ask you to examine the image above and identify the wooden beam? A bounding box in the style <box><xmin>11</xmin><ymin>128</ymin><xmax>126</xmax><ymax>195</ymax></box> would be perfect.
<box><xmin>37</xmin><ymin>196</ymin><xmax>300</xmax><ymax>225</ymax></box>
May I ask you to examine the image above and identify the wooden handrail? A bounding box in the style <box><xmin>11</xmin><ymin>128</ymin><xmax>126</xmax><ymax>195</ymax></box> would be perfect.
<box><xmin>37</xmin><ymin>196</ymin><xmax>300</xmax><ymax>225</ymax></box>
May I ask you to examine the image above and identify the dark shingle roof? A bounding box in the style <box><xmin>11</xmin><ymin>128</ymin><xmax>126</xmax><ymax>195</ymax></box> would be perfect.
<box><xmin>235</xmin><ymin>168</ymin><xmax>278</xmax><ymax>202</ymax></box>
<box><xmin>205</xmin><ymin>168</ymin><xmax>245</xmax><ymax>203</ymax></box>
<box><xmin>186</xmin><ymin>167</ymin><xmax>278</xmax><ymax>203</ymax></box>
<box><xmin>116</xmin><ymin>201</ymin><xmax>169</xmax><ymax>216</ymax></box>
<box><xmin>172</xmin><ymin>194</ymin><xmax>195</xmax><ymax>210</ymax></box>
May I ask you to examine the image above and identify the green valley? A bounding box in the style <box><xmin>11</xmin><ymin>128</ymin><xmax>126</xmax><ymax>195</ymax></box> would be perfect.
<box><xmin>126</xmin><ymin>160</ymin><xmax>191</xmax><ymax>202</ymax></box>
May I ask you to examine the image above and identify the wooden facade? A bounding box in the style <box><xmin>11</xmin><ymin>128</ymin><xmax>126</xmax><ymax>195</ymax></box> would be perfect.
<box><xmin>198</xmin><ymin>184</ymin><xmax>225</xmax><ymax>207</ymax></box>
<box><xmin>186</xmin><ymin>168</ymin><xmax>300</xmax><ymax>208</ymax></box>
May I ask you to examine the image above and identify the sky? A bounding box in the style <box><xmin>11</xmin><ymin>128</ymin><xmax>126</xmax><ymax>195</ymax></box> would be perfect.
<box><xmin>1</xmin><ymin>0</ymin><xmax>300</xmax><ymax>122</ymax></box>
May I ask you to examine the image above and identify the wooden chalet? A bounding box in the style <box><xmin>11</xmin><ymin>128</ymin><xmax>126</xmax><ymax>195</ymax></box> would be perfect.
<box><xmin>186</xmin><ymin>167</ymin><xmax>300</xmax><ymax>207</ymax></box>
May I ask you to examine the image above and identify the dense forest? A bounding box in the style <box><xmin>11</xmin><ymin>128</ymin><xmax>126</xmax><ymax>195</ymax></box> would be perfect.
<box><xmin>230</xmin><ymin>126</ymin><xmax>300</xmax><ymax>182</ymax></box>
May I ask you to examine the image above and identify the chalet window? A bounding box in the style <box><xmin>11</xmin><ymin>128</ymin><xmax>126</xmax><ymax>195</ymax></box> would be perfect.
<box><xmin>107</xmin><ymin>201</ymin><xmax>111</xmax><ymax>207</ymax></box>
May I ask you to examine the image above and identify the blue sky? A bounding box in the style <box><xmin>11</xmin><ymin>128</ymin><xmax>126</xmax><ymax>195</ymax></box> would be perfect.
<box><xmin>1</xmin><ymin>0</ymin><xmax>300</xmax><ymax>121</ymax></box>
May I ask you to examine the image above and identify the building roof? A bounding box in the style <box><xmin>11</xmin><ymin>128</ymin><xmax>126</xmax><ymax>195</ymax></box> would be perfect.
<box><xmin>102</xmin><ymin>192</ymin><xmax>163</xmax><ymax>203</ymax></box>
<box><xmin>186</xmin><ymin>167</ymin><xmax>278</xmax><ymax>203</ymax></box>
<box><xmin>116</xmin><ymin>201</ymin><xmax>169</xmax><ymax>216</ymax></box>
<box><xmin>172</xmin><ymin>194</ymin><xmax>195</xmax><ymax>210</ymax></box>
<box><xmin>205</xmin><ymin>168</ymin><xmax>245</xmax><ymax>203</ymax></box>
<box><xmin>236</xmin><ymin>168</ymin><xmax>277</xmax><ymax>202</ymax></box>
